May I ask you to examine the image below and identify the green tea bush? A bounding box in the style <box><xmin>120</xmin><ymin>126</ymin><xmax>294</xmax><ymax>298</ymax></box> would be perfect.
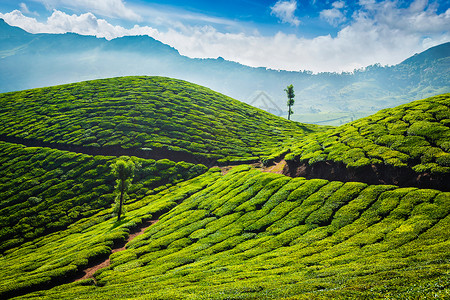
<box><xmin>287</xmin><ymin>94</ymin><xmax>450</xmax><ymax>179</ymax></box>
<box><xmin>0</xmin><ymin>142</ymin><xmax>206</xmax><ymax>251</ymax></box>
<box><xmin>2</xmin><ymin>167</ymin><xmax>450</xmax><ymax>299</ymax></box>
<box><xmin>0</xmin><ymin>76</ymin><xmax>324</xmax><ymax>163</ymax></box>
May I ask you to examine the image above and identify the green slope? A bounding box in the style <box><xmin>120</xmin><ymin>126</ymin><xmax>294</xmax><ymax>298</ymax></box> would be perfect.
<box><xmin>0</xmin><ymin>76</ymin><xmax>323</xmax><ymax>165</ymax></box>
<box><xmin>2</xmin><ymin>166</ymin><xmax>448</xmax><ymax>299</ymax></box>
<box><xmin>1</xmin><ymin>78</ymin><xmax>449</xmax><ymax>299</ymax></box>
<box><xmin>285</xmin><ymin>93</ymin><xmax>450</xmax><ymax>190</ymax></box>
<box><xmin>0</xmin><ymin>141</ymin><xmax>207</xmax><ymax>253</ymax></box>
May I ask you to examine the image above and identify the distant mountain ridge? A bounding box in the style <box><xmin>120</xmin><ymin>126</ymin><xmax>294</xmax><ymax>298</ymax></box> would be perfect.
<box><xmin>1</xmin><ymin>19</ymin><xmax>449</xmax><ymax>125</ymax></box>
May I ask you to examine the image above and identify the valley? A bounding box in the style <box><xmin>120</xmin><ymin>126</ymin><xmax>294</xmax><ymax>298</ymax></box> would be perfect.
<box><xmin>0</xmin><ymin>76</ymin><xmax>448</xmax><ymax>299</ymax></box>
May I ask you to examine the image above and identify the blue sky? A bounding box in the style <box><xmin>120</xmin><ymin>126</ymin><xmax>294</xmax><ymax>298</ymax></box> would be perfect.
<box><xmin>1</xmin><ymin>0</ymin><xmax>449</xmax><ymax>72</ymax></box>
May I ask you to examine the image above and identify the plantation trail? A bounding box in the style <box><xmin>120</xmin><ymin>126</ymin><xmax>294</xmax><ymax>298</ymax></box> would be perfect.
<box><xmin>218</xmin><ymin>161</ymin><xmax>287</xmax><ymax>175</ymax></box>
<box><xmin>262</xmin><ymin>160</ymin><xmax>287</xmax><ymax>174</ymax></box>
<box><xmin>74</xmin><ymin>220</ymin><xmax>158</xmax><ymax>283</ymax></box>
<box><xmin>74</xmin><ymin>160</ymin><xmax>285</xmax><ymax>283</ymax></box>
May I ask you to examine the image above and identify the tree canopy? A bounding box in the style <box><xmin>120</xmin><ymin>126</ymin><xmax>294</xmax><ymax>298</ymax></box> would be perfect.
<box><xmin>285</xmin><ymin>84</ymin><xmax>295</xmax><ymax>120</ymax></box>
<box><xmin>111</xmin><ymin>157</ymin><xmax>135</xmax><ymax>221</ymax></box>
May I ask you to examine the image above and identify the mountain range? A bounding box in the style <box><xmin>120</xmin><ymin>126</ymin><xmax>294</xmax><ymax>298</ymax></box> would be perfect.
<box><xmin>0</xmin><ymin>18</ymin><xmax>449</xmax><ymax>125</ymax></box>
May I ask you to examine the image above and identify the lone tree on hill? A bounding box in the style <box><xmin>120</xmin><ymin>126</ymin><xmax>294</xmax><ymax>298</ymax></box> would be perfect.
<box><xmin>111</xmin><ymin>157</ymin><xmax>135</xmax><ymax>222</ymax></box>
<box><xmin>285</xmin><ymin>84</ymin><xmax>295</xmax><ymax>120</ymax></box>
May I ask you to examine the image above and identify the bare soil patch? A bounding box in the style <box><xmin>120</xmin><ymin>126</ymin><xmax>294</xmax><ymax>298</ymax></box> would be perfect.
<box><xmin>75</xmin><ymin>220</ymin><xmax>158</xmax><ymax>282</ymax></box>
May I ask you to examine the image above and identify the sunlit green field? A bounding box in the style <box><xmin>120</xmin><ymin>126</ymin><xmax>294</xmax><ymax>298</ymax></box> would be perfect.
<box><xmin>0</xmin><ymin>78</ymin><xmax>448</xmax><ymax>299</ymax></box>
<box><xmin>287</xmin><ymin>94</ymin><xmax>450</xmax><ymax>174</ymax></box>
<box><xmin>0</xmin><ymin>76</ymin><xmax>323</xmax><ymax>165</ymax></box>
<box><xmin>4</xmin><ymin>166</ymin><xmax>448</xmax><ymax>299</ymax></box>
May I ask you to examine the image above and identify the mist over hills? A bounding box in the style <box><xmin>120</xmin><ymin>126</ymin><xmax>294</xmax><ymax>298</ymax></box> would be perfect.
<box><xmin>0</xmin><ymin>18</ymin><xmax>449</xmax><ymax>126</ymax></box>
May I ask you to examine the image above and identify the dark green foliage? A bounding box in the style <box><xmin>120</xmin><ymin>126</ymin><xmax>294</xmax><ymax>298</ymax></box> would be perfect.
<box><xmin>287</xmin><ymin>94</ymin><xmax>450</xmax><ymax>174</ymax></box>
<box><xmin>0</xmin><ymin>76</ymin><xmax>322</xmax><ymax>164</ymax></box>
<box><xmin>0</xmin><ymin>142</ymin><xmax>206</xmax><ymax>252</ymax></box>
<box><xmin>2</xmin><ymin>168</ymin><xmax>447</xmax><ymax>299</ymax></box>
<box><xmin>111</xmin><ymin>157</ymin><xmax>135</xmax><ymax>221</ymax></box>
<box><xmin>285</xmin><ymin>84</ymin><xmax>295</xmax><ymax>120</ymax></box>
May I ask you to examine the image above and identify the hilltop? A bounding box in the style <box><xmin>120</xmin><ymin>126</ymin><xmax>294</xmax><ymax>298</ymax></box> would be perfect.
<box><xmin>0</xmin><ymin>76</ymin><xmax>322</xmax><ymax>166</ymax></box>
<box><xmin>0</xmin><ymin>78</ymin><xmax>449</xmax><ymax>299</ymax></box>
<box><xmin>1</xmin><ymin>19</ymin><xmax>449</xmax><ymax>125</ymax></box>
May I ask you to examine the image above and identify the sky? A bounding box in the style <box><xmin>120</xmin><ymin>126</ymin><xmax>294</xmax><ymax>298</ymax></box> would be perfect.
<box><xmin>0</xmin><ymin>0</ymin><xmax>449</xmax><ymax>72</ymax></box>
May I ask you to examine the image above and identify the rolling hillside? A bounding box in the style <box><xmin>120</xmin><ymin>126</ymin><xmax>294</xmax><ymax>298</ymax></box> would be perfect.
<box><xmin>1</xmin><ymin>19</ymin><xmax>449</xmax><ymax>125</ymax></box>
<box><xmin>284</xmin><ymin>93</ymin><xmax>450</xmax><ymax>191</ymax></box>
<box><xmin>0</xmin><ymin>141</ymin><xmax>207</xmax><ymax>253</ymax></box>
<box><xmin>0</xmin><ymin>76</ymin><xmax>322</xmax><ymax>166</ymax></box>
<box><xmin>1</xmin><ymin>166</ymin><xmax>449</xmax><ymax>299</ymax></box>
<box><xmin>0</xmin><ymin>78</ymin><xmax>449</xmax><ymax>299</ymax></box>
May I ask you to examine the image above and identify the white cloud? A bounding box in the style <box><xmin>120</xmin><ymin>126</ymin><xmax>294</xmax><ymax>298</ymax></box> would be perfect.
<box><xmin>33</xmin><ymin>0</ymin><xmax>141</xmax><ymax>21</ymax></box>
<box><xmin>333</xmin><ymin>1</ymin><xmax>345</xmax><ymax>9</ymax></box>
<box><xmin>19</xmin><ymin>2</ymin><xmax>39</xmax><ymax>16</ymax></box>
<box><xmin>0</xmin><ymin>9</ymin><xmax>153</xmax><ymax>39</ymax></box>
<box><xmin>320</xmin><ymin>9</ymin><xmax>346</xmax><ymax>26</ymax></box>
<box><xmin>1</xmin><ymin>0</ymin><xmax>449</xmax><ymax>73</ymax></box>
<box><xmin>20</xmin><ymin>3</ymin><xmax>30</xmax><ymax>14</ymax></box>
<box><xmin>320</xmin><ymin>1</ymin><xmax>347</xmax><ymax>26</ymax></box>
<box><xmin>271</xmin><ymin>0</ymin><xmax>300</xmax><ymax>26</ymax></box>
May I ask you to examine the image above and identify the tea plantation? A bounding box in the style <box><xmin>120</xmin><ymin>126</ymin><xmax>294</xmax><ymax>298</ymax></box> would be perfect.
<box><xmin>0</xmin><ymin>76</ymin><xmax>322</xmax><ymax>165</ymax></box>
<box><xmin>3</xmin><ymin>166</ymin><xmax>448</xmax><ymax>299</ymax></box>
<box><xmin>0</xmin><ymin>78</ymin><xmax>449</xmax><ymax>299</ymax></box>
<box><xmin>285</xmin><ymin>93</ymin><xmax>450</xmax><ymax>190</ymax></box>
<box><xmin>0</xmin><ymin>141</ymin><xmax>207</xmax><ymax>252</ymax></box>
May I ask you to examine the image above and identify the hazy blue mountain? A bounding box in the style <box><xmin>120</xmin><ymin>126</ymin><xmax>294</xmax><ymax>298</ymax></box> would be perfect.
<box><xmin>1</xmin><ymin>19</ymin><xmax>449</xmax><ymax>125</ymax></box>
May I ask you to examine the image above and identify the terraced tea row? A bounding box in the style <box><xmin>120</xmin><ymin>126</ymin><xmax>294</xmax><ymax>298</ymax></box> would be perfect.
<box><xmin>0</xmin><ymin>170</ymin><xmax>220</xmax><ymax>299</ymax></box>
<box><xmin>0</xmin><ymin>76</ymin><xmax>322</xmax><ymax>165</ymax></box>
<box><xmin>7</xmin><ymin>166</ymin><xmax>449</xmax><ymax>299</ymax></box>
<box><xmin>0</xmin><ymin>141</ymin><xmax>206</xmax><ymax>252</ymax></box>
<box><xmin>284</xmin><ymin>93</ymin><xmax>450</xmax><ymax>190</ymax></box>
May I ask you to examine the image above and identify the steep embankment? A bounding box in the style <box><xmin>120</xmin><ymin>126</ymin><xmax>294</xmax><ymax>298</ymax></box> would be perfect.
<box><xmin>0</xmin><ymin>76</ymin><xmax>323</xmax><ymax>166</ymax></box>
<box><xmin>3</xmin><ymin>166</ymin><xmax>448</xmax><ymax>299</ymax></box>
<box><xmin>284</xmin><ymin>93</ymin><xmax>450</xmax><ymax>191</ymax></box>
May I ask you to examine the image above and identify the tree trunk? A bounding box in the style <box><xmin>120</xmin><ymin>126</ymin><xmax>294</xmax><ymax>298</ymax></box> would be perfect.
<box><xmin>117</xmin><ymin>179</ymin><xmax>125</xmax><ymax>221</ymax></box>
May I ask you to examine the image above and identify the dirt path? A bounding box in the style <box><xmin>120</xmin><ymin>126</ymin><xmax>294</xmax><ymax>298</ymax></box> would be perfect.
<box><xmin>262</xmin><ymin>160</ymin><xmax>286</xmax><ymax>174</ymax></box>
<box><xmin>218</xmin><ymin>161</ymin><xmax>287</xmax><ymax>175</ymax></box>
<box><xmin>74</xmin><ymin>161</ymin><xmax>286</xmax><ymax>283</ymax></box>
<box><xmin>75</xmin><ymin>220</ymin><xmax>158</xmax><ymax>282</ymax></box>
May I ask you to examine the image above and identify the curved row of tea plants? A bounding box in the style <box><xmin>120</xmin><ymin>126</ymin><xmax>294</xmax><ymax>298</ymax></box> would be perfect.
<box><xmin>286</xmin><ymin>94</ymin><xmax>450</xmax><ymax>182</ymax></box>
<box><xmin>0</xmin><ymin>76</ymin><xmax>322</xmax><ymax>164</ymax></box>
<box><xmin>0</xmin><ymin>141</ymin><xmax>207</xmax><ymax>252</ymax></box>
<box><xmin>0</xmin><ymin>170</ymin><xmax>220</xmax><ymax>299</ymax></box>
<box><xmin>16</xmin><ymin>166</ymin><xmax>450</xmax><ymax>299</ymax></box>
